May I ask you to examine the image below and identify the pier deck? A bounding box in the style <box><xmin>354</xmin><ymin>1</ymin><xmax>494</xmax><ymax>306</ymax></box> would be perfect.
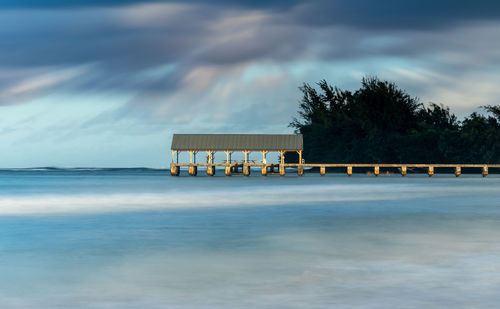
<box><xmin>170</xmin><ymin>163</ymin><xmax>499</xmax><ymax>177</ymax></box>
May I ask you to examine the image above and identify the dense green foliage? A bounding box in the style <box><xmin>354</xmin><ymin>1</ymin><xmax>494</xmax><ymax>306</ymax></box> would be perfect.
<box><xmin>289</xmin><ymin>77</ymin><xmax>500</xmax><ymax>163</ymax></box>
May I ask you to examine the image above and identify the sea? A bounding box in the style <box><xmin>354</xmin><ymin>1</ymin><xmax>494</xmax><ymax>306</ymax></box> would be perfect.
<box><xmin>0</xmin><ymin>168</ymin><xmax>499</xmax><ymax>308</ymax></box>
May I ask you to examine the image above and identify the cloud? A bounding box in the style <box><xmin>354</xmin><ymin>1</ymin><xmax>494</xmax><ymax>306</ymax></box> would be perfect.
<box><xmin>0</xmin><ymin>66</ymin><xmax>89</xmax><ymax>104</ymax></box>
<box><xmin>290</xmin><ymin>0</ymin><xmax>500</xmax><ymax>29</ymax></box>
<box><xmin>0</xmin><ymin>0</ymin><xmax>300</xmax><ymax>9</ymax></box>
<box><xmin>1</xmin><ymin>2</ymin><xmax>499</xmax><ymax>112</ymax></box>
<box><xmin>6</xmin><ymin>0</ymin><xmax>500</xmax><ymax>30</ymax></box>
<box><xmin>1</xmin><ymin>2</ymin><xmax>499</xmax><ymax>113</ymax></box>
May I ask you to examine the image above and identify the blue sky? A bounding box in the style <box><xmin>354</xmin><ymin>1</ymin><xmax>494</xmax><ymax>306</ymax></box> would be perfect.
<box><xmin>1</xmin><ymin>0</ymin><xmax>500</xmax><ymax>167</ymax></box>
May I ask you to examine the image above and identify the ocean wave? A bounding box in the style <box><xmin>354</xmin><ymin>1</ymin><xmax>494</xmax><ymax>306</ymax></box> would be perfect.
<box><xmin>0</xmin><ymin>182</ymin><xmax>487</xmax><ymax>215</ymax></box>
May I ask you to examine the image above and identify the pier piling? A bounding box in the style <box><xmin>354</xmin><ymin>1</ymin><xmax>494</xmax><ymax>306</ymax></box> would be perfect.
<box><xmin>297</xmin><ymin>165</ymin><xmax>304</xmax><ymax>176</ymax></box>
<box><xmin>455</xmin><ymin>166</ymin><xmax>461</xmax><ymax>177</ymax></box>
<box><xmin>207</xmin><ymin>165</ymin><xmax>215</xmax><ymax>176</ymax></box>
<box><xmin>374</xmin><ymin>166</ymin><xmax>380</xmax><ymax>177</ymax></box>
<box><xmin>279</xmin><ymin>165</ymin><xmax>286</xmax><ymax>176</ymax></box>
<box><xmin>347</xmin><ymin>166</ymin><xmax>352</xmax><ymax>176</ymax></box>
<box><xmin>243</xmin><ymin>164</ymin><xmax>251</xmax><ymax>176</ymax></box>
<box><xmin>170</xmin><ymin>163</ymin><xmax>180</xmax><ymax>176</ymax></box>
<box><xmin>428</xmin><ymin>166</ymin><xmax>434</xmax><ymax>177</ymax></box>
<box><xmin>188</xmin><ymin>165</ymin><xmax>197</xmax><ymax>176</ymax></box>
<box><xmin>320</xmin><ymin>166</ymin><xmax>326</xmax><ymax>176</ymax></box>
<box><xmin>261</xmin><ymin>166</ymin><xmax>268</xmax><ymax>176</ymax></box>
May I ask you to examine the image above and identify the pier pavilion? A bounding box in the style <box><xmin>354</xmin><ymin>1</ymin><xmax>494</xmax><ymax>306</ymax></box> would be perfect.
<box><xmin>170</xmin><ymin>134</ymin><xmax>303</xmax><ymax>176</ymax></box>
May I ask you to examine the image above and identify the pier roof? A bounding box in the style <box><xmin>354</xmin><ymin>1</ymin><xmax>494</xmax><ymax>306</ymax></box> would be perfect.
<box><xmin>171</xmin><ymin>134</ymin><xmax>303</xmax><ymax>151</ymax></box>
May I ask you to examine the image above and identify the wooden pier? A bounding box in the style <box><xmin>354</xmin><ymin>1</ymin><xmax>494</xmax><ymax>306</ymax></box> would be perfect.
<box><xmin>170</xmin><ymin>163</ymin><xmax>499</xmax><ymax>177</ymax></box>
<box><xmin>169</xmin><ymin>134</ymin><xmax>498</xmax><ymax>177</ymax></box>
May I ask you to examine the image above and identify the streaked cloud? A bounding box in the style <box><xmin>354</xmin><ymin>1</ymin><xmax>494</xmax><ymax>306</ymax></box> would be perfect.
<box><xmin>1</xmin><ymin>66</ymin><xmax>90</xmax><ymax>104</ymax></box>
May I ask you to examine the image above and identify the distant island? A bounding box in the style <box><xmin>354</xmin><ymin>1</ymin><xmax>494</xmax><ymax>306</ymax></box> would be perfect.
<box><xmin>288</xmin><ymin>77</ymin><xmax>500</xmax><ymax>164</ymax></box>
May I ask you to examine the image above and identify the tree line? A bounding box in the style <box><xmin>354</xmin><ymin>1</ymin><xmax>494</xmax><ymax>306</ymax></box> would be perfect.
<box><xmin>289</xmin><ymin>77</ymin><xmax>500</xmax><ymax>164</ymax></box>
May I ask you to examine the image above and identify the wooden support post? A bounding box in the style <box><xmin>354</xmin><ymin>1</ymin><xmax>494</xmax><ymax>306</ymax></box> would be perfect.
<box><xmin>297</xmin><ymin>165</ymin><xmax>303</xmax><ymax>176</ymax></box>
<box><xmin>374</xmin><ymin>166</ymin><xmax>380</xmax><ymax>177</ymax></box>
<box><xmin>482</xmin><ymin>166</ymin><xmax>488</xmax><ymax>178</ymax></box>
<box><xmin>225</xmin><ymin>151</ymin><xmax>232</xmax><ymax>164</ymax></box>
<box><xmin>188</xmin><ymin>165</ymin><xmax>197</xmax><ymax>176</ymax></box>
<box><xmin>262</xmin><ymin>151</ymin><xmax>267</xmax><ymax>164</ymax></box>
<box><xmin>297</xmin><ymin>151</ymin><xmax>303</xmax><ymax>164</ymax></box>
<box><xmin>206</xmin><ymin>165</ymin><xmax>215</xmax><ymax>176</ymax></box>
<box><xmin>189</xmin><ymin>151</ymin><xmax>193</xmax><ymax>163</ymax></box>
<box><xmin>320</xmin><ymin>166</ymin><xmax>326</xmax><ymax>176</ymax></box>
<box><xmin>428</xmin><ymin>166</ymin><xmax>434</xmax><ymax>177</ymax></box>
<box><xmin>225</xmin><ymin>165</ymin><xmax>232</xmax><ymax>176</ymax></box>
<box><xmin>279</xmin><ymin>151</ymin><xmax>285</xmax><ymax>176</ymax></box>
<box><xmin>243</xmin><ymin>164</ymin><xmax>250</xmax><ymax>176</ymax></box>
<box><xmin>401</xmin><ymin>166</ymin><xmax>407</xmax><ymax>177</ymax></box>
<box><xmin>347</xmin><ymin>166</ymin><xmax>352</xmax><ymax>176</ymax></box>
<box><xmin>455</xmin><ymin>166</ymin><xmax>461</xmax><ymax>177</ymax></box>
<box><xmin>205</xmin><ymin>151</ymin><xmax>215</xmax><ymax>164</ymax></box>
<box><xmin>170</xmin><ymin>163</ymin><xmax>179</xmax><ymax>176</ymax></box>
<box><xmin>171</xmin><ymin>150</ymin><xmax>175</xmax><ymax>163</ymax></box>
<box><xmin>244</xmin><ymin>151</ymin><xmax>249</xmax><ymax>163</ymax></box>
<box><xmin>261</xmin><ymin>165</ymin><xmax>267</xmax><ymax>176</ymax></box>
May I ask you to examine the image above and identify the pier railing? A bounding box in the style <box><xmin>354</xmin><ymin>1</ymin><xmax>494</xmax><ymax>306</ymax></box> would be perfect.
<box><xmin>170</xmin><ymin>163</ymin><xmax>499</xmax><ymax>177</ymax></box>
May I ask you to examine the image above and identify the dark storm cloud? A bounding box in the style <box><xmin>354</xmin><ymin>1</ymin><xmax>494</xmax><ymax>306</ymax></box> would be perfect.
<box><xmin>291</xmin><ymin>0</ymin><xmax>500</xmax><ymax>29</ymax></box>
<box><xmin>0</xmin><ymin>6</ymin><xmax>215</xmax><ymax>68</ymax></box>
<box><xmin>0</xmin><ymin>4</ymin><xmax>218</xmax><ymax>103</ymax></box>
<box><xmin>1</xmin><ymin>0</ymin><xmax>499</xmax><ymax>70</ymax></box>
<box><xmin>0</xmin><ymin>0</ymin><xmax>300</xmax><ymax>9</ymax></box>
<box><xmin>3</xmin><ymin>0</ymin><xmax>500</xmax><ymax>29</ymax></box>
<box><xmin>1</xmin><ymin>0</ymin><xmax>500</xmax><ymax>109</ymax></box>
<box><xmin>0</xmin><ymin>2</ymin><xmax>315</xmax><ymax>106</ymax></box>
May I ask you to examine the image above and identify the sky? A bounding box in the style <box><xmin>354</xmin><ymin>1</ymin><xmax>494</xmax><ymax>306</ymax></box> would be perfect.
<box><xmin>1</xmin><ymin>0</ymin><xmax>500</xmax><ymax>167</ymax></box>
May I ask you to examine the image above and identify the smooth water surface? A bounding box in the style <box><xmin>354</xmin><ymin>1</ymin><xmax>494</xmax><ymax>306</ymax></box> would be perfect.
<box><xmin>1</xmin><ymin>169</ymin><xmax>499</xmax><ymax>308</ymax></box>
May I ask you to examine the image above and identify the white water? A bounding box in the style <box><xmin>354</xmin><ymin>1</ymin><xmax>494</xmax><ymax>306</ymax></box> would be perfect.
<box><xmin>0</xmin><ymin>182</ymin><xmax>489</xmax><ymax>215</ymax></box>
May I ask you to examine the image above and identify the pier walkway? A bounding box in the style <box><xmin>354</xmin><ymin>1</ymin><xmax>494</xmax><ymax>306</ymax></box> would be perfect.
<box><xmin>170</xmin><ymin>163</ymin><xmax>499</xmax><ymax>177</ymax></box>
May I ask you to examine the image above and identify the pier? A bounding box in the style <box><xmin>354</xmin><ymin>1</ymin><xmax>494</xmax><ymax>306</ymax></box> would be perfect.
<box><xmin>170</xmin><ymin>134</ymin><xmax>499</xmax><ymax>177</ymax></box>
<box><xmin>171</xmin><ymin>162</ymin><xmax>499</xmax><ymax>177</ymax></box>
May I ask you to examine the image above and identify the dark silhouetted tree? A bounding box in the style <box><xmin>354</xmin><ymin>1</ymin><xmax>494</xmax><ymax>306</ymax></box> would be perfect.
<box><xmin>289</xmin><ymin>77</ymin><xmax>500</xmax><ymax>164</ymax></box>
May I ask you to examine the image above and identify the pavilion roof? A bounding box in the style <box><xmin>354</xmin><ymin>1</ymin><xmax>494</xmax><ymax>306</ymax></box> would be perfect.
<box><xmin>171</xmin><ymin>134</ymin><xmax>303</xmax><ymax>151</ymax></box>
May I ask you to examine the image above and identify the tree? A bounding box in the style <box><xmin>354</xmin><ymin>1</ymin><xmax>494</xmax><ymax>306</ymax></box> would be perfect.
<box><xmin>289</xmin><ymin>77</ymin><xmax>500</xmax><ymax>164</ymax></box>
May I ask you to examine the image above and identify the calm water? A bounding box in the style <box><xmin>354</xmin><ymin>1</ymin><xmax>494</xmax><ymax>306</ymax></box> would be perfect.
<box><xmin>0</xmin><ymin>168</ymin><xmax>499</xmax><ymax>308</ymax></box>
